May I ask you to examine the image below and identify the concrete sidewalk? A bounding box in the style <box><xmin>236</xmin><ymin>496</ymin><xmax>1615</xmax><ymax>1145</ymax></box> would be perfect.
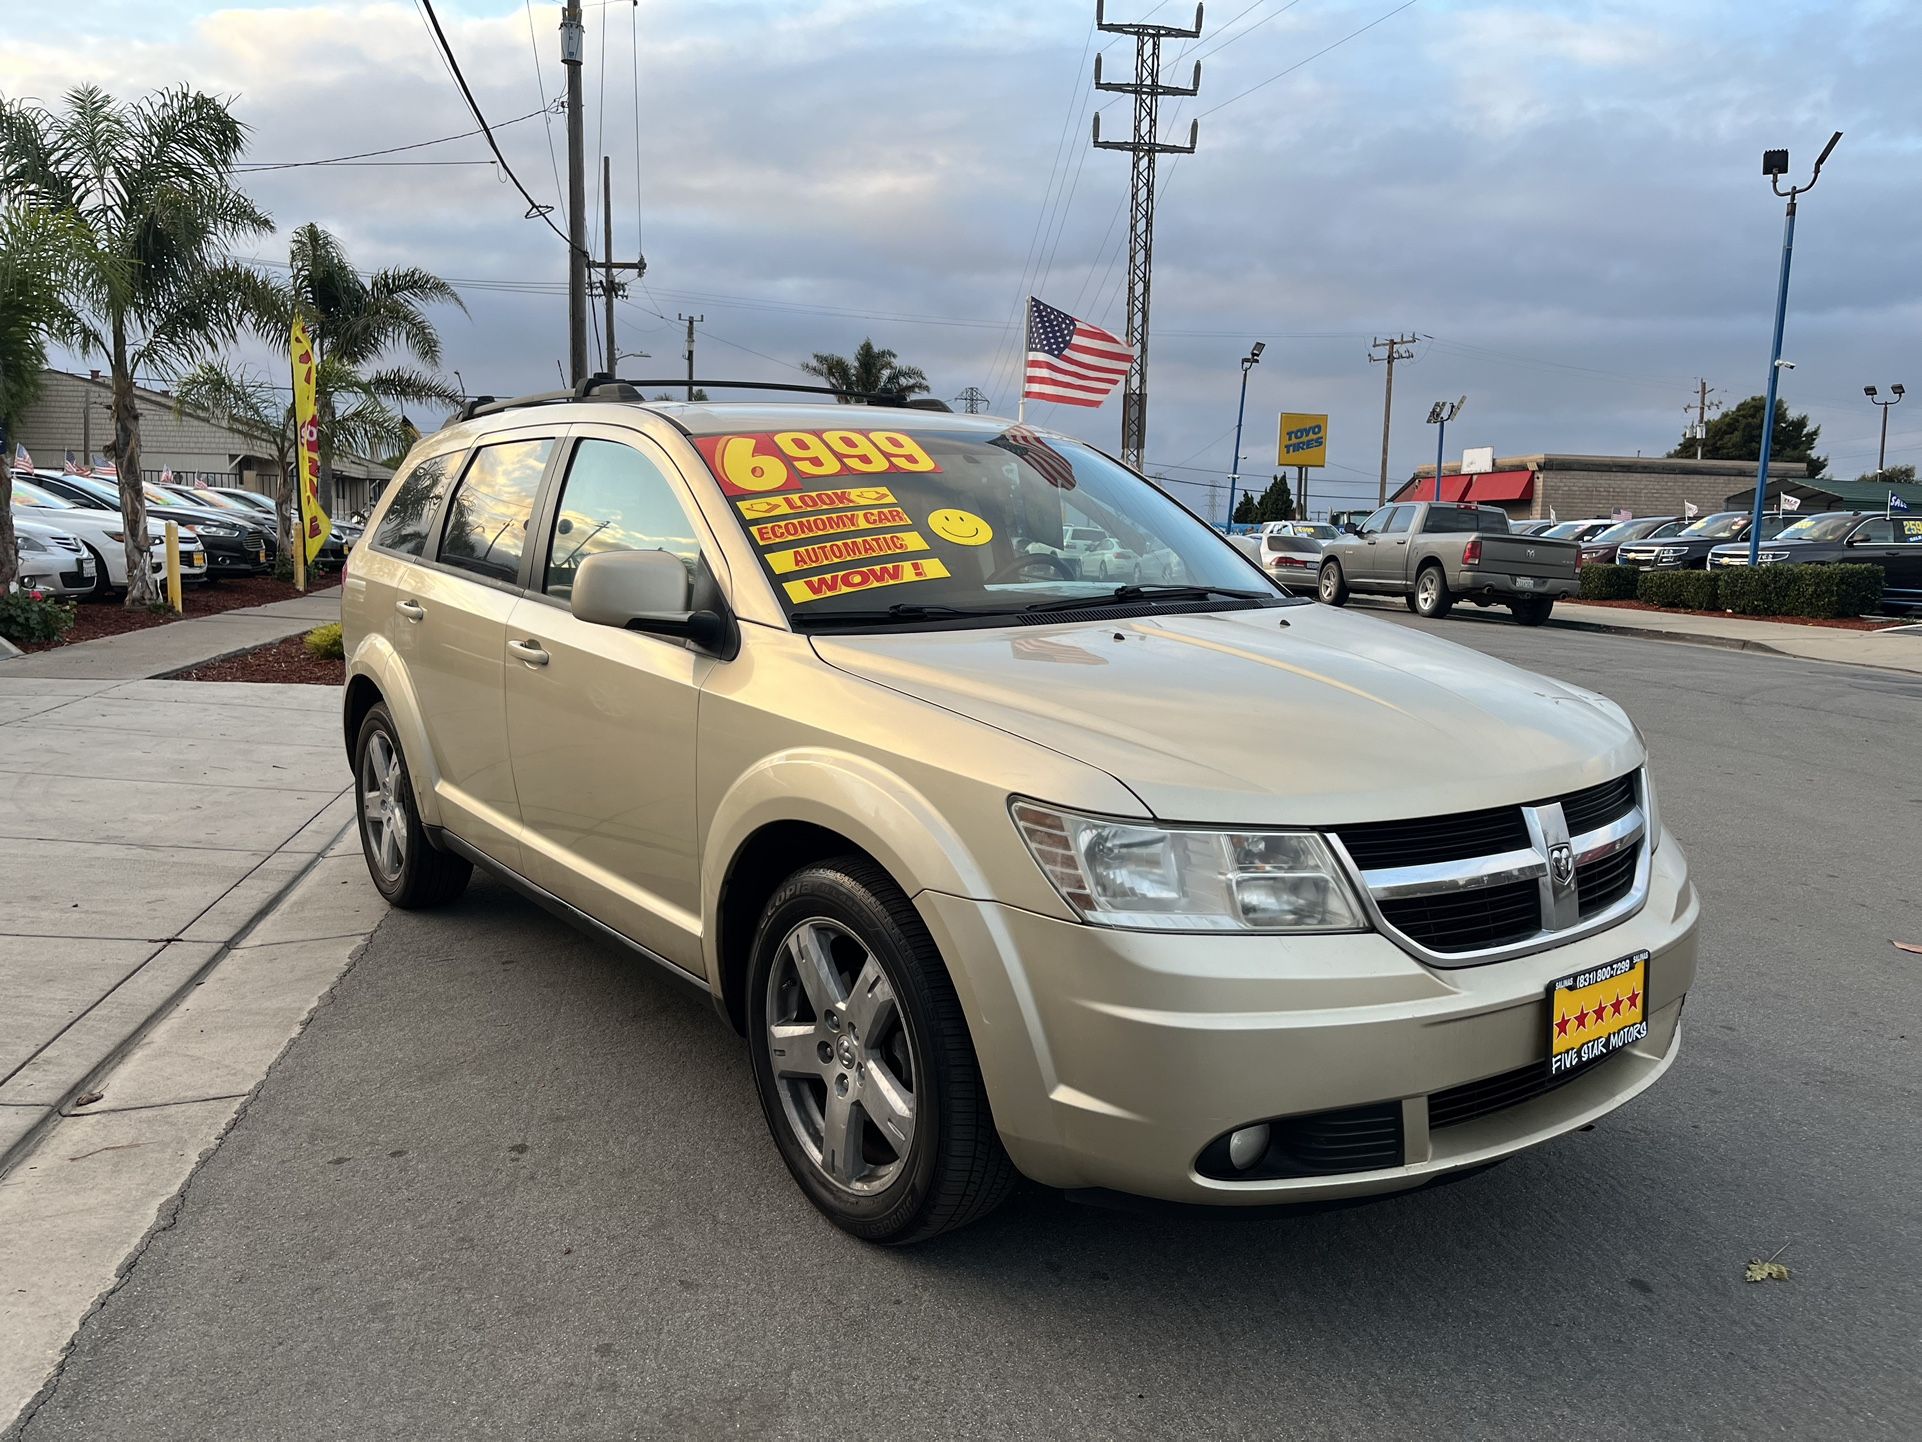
<box><xmin>0</xmin><ymin>678</ymin><xmax>351</xmax><ymax>1177</ymax></box>
<box><xmin>0</xmin><ymin>592</ymin><xmax>341</xmax><ymax>682</ymax></box>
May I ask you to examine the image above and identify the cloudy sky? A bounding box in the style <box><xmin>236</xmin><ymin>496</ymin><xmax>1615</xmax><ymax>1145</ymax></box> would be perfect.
<box><xmin>6</xmin><ymin>0</ymin><xmax>1918</xmax><ymax>514</ymax></box>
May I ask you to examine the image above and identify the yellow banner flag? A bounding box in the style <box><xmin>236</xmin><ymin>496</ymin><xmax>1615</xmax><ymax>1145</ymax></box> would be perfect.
<box><xmin>290</xmin><ymin>316</ymin><xmax>329</xmax><ymax>564</ymax></box>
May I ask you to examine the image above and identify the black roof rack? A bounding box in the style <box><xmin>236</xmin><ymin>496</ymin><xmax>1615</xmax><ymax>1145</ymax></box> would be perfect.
<box><xmin>456</xmin><ymin>375</ymin><xmax>952</xmax><ymax>423</ymax></box>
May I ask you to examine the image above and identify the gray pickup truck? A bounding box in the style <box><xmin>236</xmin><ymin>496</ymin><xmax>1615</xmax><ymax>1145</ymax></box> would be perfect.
<box><xmin>1316</xmin><ymin>501</ymin><xmax>1579</xmax><ymax>626</ymax></box>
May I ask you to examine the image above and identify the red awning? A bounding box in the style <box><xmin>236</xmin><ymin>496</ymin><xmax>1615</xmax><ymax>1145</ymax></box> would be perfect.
<box><xmin>1392</xmin><ymin>469</ymin><xmax>1535</xmax><ymax>505</ymax></box>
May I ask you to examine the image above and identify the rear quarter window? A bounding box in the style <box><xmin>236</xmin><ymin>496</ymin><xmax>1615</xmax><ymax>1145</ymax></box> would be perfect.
<box><xmin>371</xmin><ymin>451</ymin><xmax>461</xmax><ymax>557</ymax></box>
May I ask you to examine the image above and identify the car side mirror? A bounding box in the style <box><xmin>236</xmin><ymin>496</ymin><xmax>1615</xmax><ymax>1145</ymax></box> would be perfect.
<box><xmin>571</xmin><ymin>549</ymin><xmax>729</xmax><ymax>650</ymax></box>
<box><xmin>1845</xmin><ymin>534</ymin><xmax>1868</xmax><ymax>546</ymax></box>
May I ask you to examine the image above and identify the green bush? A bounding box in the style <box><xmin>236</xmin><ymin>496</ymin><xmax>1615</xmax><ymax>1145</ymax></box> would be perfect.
<box><xmin>303</xmin><ymin>621</ymin><xmax>344</xmax><ymax>659</ymax></box>
<box><xmin>1579</xmin><ymin>563</ymin><xmax>1640</xmax><ymax>600</ymax></box>
<box><xmin>0</xmin><ymin>590</ymin><xmax>78</xmax><ymax>645</ymax></box>
<box><xmin>1637</xmin><ymin>570</ymin><xmax>1720</xmax><ymax>611</ymax></box>
<box><xmin>1717</xmin><ymin>563</ymin><xmax>1883</xmax><ymax>619</ymax></box>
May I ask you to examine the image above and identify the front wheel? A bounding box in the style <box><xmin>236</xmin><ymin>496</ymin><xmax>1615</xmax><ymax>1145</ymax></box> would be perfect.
<box><xmin>354</xmin><ymin>703</ymin><xmax>471</xmax><ymax>909</ymax></box>
<box><xmin>747</xmin><ymin>856</ymin><xmax>1015</xmax><ymax>1244</ymax></box>
<box><xmin>1510</xmin><ymin>596</ymin><xmax>1554</xmax><ymax>627</ymax></box>
<box><xmin>1413</xmin><ymin>565</ymin><xmax>1454</xmax><ymax>618</ymax></box>
<box><xmin>1317</xmin><ymin>560</ymin><xmax>1349</xmax><ymax>606</ymax></box>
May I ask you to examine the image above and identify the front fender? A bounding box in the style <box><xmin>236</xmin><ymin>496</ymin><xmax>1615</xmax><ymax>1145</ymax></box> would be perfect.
<box><xmin>346</xmin><ymin>634</ymin><xmax>445</xmax><ymax>829</ymax></box>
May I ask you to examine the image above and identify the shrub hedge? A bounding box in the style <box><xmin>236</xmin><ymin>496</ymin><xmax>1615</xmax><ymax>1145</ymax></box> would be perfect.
<box><xmin>0</xmin><ymin>591</ymin><xmax>77</xmax><ymax>645</ymax></box>
<box><xmin>1580</xmin><ymin>563</ymin><xmax>1640</xmax><ymax>600</ymax></box>
<box><xmin>1637</xmin><ymin>569</ymin><xmax>1720</xmax><ymax>611</ymax></box>
<box><xmin>1716</xmin><ymin>563</ymin><xmax>1883</xmax><ymax>619</ymax></box>
<box><xmin>304</xmin><ymin>621</ymin><xmax>345</xmax><ymax>659</ymax></box>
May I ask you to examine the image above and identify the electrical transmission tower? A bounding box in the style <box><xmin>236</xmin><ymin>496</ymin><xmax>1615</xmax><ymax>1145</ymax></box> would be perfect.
<box><xmin>1092</xmin><ymin>1</ymin><xmax>1202</xmax><ymax>469</ymax></box>
<box><xmin>953</xmin><ymin>386</ymin><xmax>990</xmax><ymax>414</ymax></box>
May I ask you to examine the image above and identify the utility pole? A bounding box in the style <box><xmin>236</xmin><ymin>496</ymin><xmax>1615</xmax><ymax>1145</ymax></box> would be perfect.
<box><xmin>561</xmin><ymin>0</ymin><xmax>589</xmax><ymax>386</ymax></box>
<box><xmin>596</xmin><ymin>155</ymin><xmax>648</xmax><ymax>375</ymax></box>
<box><xmin>1092</xmin><ymin>1</ymin><xmax>1202</xmax><ymax>470</ymax></box>
<box><xmin>1686</xmin><ymin>378</ymin><xmax>1720</xmax><ymax>459</ymax></box>
<box><xmin>1368</xmin><ymin>334</ymin><xmax>1416</xmax><ymax>505</ymax></box>
<box><xmin>953</xmin><ymin>386</ymin><xmax>990</xmax><ymax>414</ymax></box>
<box><xmin>678</xmin><ymin>314</ymin><xmax>703</xmax><ymax>400</ymax></box>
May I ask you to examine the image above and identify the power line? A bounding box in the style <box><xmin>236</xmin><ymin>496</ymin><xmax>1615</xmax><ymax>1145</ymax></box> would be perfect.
<box><xmin>234</xmin><ymin>105</ymin><xmax>556</xmax><ymax>171</ymax></box>
<box><xmin>524</xmin><ymin>0</ymin><xmax>569</xmax><ymax>216</ymax></box>
<box><xmin>1197</xmin><ymin>0</ymin><xmax>1425</xmax><ymax>118</ymax></box>
<box><xmin>413</xmin><ymin>0</ymin><xmax>577</xmax><ymax>253</ymax></box>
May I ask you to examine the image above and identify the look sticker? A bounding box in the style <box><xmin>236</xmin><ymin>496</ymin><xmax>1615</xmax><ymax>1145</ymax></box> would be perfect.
<box><xmin>735</xmin><ymin>486</ymin><xmax>898</xmax><ymax>519</ymax></box>
<box><xmin>783</xmin><ymin>557</ymin><xmax>952</xmax><ymax>604</ymax></box>
<box><xmin>765</xmin><ymin>530</ymin><xmax>930</xmax><ymax>575</ymax></box>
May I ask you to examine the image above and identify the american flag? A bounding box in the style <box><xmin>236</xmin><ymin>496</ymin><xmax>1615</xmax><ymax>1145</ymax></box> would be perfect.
<box><xmin>988</xmin><ymin>423</ymin><xmax>1077</xmax><ymax>491</ymax></box>
<box><xmin>1023</xmin><ymin>297</ymin><xmax>1132</xmax><ymax>408</ymax></box>
<box><xmin>13</xmin><ymin>443</ymin><xmax>31</xmax><ymax>470</ymax></box>
<box><xmin>159</xmin><ymin>467</ymin><xmax>176</xmax><ymax>486</ymax></box>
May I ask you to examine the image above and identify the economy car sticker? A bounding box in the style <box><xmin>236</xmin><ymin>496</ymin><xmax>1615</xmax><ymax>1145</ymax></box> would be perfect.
<box><xmin>782</xmin><ymin>557</ymin><xmax>952</xmax><ymax>604</ymax></box>
<box><xmin>747</xmin><ymin>505</ymin><xmax>913</xmax><ymax>546</ymax></box>
<box><xmin>764</xmin><ymin>530</ymin><xmax>931</xmax><ymax>575</ymax></box>
<box><xmin>697</xmin><ymin>430</ymin><xmax>941</xmax><ymax>497</ymax></box>
<box><xmin>734</xmin><ymin>486</ymin><xmax>899</xmax><ymax>519</ymax></box>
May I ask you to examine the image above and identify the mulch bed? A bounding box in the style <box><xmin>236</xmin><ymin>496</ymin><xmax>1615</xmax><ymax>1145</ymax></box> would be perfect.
<box><xmin>176</xmin><ymin>632</ymin><xmax>345</xmax><ymax>686</ymax></box>
<box><xmin>1573</xmin><ymin>598</ymin><xmax>1902</xmax><ymax>632</ymax></box>
<box><xmin>16</xmin><ymin>572</ymin><xmax>342</xmax><ymax>652</ymax></box>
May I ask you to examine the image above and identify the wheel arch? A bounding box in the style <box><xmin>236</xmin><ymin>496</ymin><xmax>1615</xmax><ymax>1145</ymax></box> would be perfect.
<box><xmin>342</xmin><ymin>639</ymin><xmax>444</xmax><ymax>827</ymax></box>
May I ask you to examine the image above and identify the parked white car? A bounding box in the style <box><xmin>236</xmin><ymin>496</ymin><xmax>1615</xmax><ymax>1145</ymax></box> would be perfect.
<box><xmin>10</xmin><ymin>476</ymin><xmax>203</xmax><ymax>593</ymax></box>
<box><xmin>10</xmin><ymin>514</ymin><xmax>97</xmax><ymax>596</ymax></box>
<box><xmin>1077</xmin><ymin>536</ymin><xmax>1142</xmax><ymax>580</ymax></box>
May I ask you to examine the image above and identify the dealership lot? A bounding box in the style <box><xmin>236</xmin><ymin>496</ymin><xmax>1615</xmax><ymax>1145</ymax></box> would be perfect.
<box><xmin>11</xmin><ymin>620</ymin><xmax>1921</xmax><ymax>1442</ymax></box>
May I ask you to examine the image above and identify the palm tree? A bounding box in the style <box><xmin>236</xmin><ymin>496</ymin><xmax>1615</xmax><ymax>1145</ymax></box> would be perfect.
<box><xmin>239</xmin><ymin>223</ymin><xmax>463</xmax><ymax>511</ymax></box>
<box><xmin>799</xmin><ymin>339</ymin><xmax>930</xmax><ymax>402</ymax></box>
<box><xmin>0</xmin><ymin>207</ymin><xmax>71</xmax><ymax>593</ymax></box>
<box><xmin>0</xmin><ymin>85</ymin><xmax>272</xmax><ymax>605</ymax></box>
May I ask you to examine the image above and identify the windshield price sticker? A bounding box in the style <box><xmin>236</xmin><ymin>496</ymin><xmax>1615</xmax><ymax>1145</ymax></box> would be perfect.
<box><xmin>748</xmin><ymin>505</ymin><xmax>913</xmax><ymax>546</ymax></box>
<box><xmin>782</xmin><ymin>557</ymin><xmax>952</xmax><ymax>604</ymax></box>
<box><xmin>764</xmin><ymin>530</ymin><xmax>931</xmax><ymax>575</ymax></box>
<box><xmin>735</xmin><ymin>486</ymin><xmax>899</xmax><ymax>520</ymax></box>
<box><xmin>697</xmin><ymin>430</ymin><xmax>941</xmax><ymax>497</ymax></box>
<box><xmin>1547</xmin><ymin>950</ymin><xmax>1649</xmax><ymax>1077</ymax></box>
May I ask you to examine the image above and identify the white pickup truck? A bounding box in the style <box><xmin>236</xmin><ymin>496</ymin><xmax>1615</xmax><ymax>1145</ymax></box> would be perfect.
<box><xmin>1317</xmin><ymin>501</ymin><xmax>1580</xmax><ymax>625</ymax></box>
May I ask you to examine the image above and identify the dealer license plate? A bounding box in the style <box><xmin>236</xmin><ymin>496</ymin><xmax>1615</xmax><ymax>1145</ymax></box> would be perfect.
<box><xmin>1548</xmin><ymin>950</ymin><xmax>1649</xmax><ymax>1077</ymax></box>
<box><xmin>257</xmin><ymin>547</ymin><xmax>267</xmax><ymax>562</ymax></box>
<box><xmin>1514</xmin><ymin>575</ymin><xmax>1539</xmax><ymax>591</ymax></box>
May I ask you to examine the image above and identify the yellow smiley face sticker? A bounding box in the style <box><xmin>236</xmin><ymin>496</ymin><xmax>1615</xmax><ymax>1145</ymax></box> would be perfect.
<box><xmin>927</xmin><ymin>509</ymin><xmax>993</xmax><ymax>546</ymax></box>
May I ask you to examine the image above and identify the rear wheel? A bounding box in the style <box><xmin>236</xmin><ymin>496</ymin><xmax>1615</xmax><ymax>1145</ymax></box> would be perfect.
<box><xmin>747</xmin><ymin>856</ymin><xmax>1015</xmax><ymax>1244</ymax></box>
<box><xmin>1317</xmin><ymin>560</ymin><xmax>1349</xmax><ymax>606</ymax></box>
<box><xmin>1413</xmin><ymin>564</ymin><xmax>1454</xmax><ymax>618</ymax></box>
<box><xmin>354</xmin><ymin>703</ymin><xmax>471</xmax><ymax>909</ymax></box>
<box><xmin>1510</xmin><ymin>596</ymin><xmax>1554</xmax><ymax>627</ymax></box>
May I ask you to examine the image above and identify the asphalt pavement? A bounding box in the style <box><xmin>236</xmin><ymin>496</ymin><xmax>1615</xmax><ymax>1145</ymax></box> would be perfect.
<box><xmin>11</xmin><ymin>620</ymin><xmax>1921</xmax><ymax>1441</ymax></box>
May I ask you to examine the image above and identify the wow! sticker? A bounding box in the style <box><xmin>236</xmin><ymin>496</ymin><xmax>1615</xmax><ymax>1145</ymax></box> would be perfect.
<box><xmin>782</xmin><ymin>557</ymin><xmax>951</xmax><ymax>605</ymax></box>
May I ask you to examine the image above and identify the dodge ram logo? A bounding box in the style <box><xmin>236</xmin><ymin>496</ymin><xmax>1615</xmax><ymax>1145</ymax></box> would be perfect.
<box><xmin>1549</xmin><ymin>842</ymin><xmax>1576</xmax><ymax>888</ymax></box>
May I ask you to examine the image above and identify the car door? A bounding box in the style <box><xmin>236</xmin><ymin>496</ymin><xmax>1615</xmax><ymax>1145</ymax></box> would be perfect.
<box><xmin>403</xmin><ymin>432</ymin><xmax>558</xmax><ymax>869</ymax></box>
<box><xmin>1845</xmin><ymin>518</ymin><xmax>1904</xmax><ymax>600</ymax></box>
<box><xmin>1891</xmin><ymin>516</ymin><xmax>1922</xmax><ymax>602</ymax></box>
<box><xmin>1370</xmin><ymin>504</ymin><xmax>1417</xmax><ymax>589</ymax></box>
<box><xmin>501</xmin><ymin>429</ymin><xmax>721</xmax><ymax>974</ymax></box>
<box><xmin>1341</xmin><ymin>505</ymin><xmax>1396</xmax><ymax>588</ymax></box>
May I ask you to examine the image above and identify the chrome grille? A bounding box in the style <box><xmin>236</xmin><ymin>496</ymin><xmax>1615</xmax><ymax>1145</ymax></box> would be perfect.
<box><xmin>1330</xmin><ymin>770</ymin><xmax>1651</xmax><ymax>967</ymax></box>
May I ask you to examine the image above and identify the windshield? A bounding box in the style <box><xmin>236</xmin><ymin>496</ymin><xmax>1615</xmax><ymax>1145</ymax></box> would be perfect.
<box><xmin>1590</xmin><ymin>519</ymin><xmax>1651</xmax><ymax>544</ymax></box>
<box><xmin>169</xmin><ymin>486</ymin><xmax>244</xmax><ymax>510</ymax></box>
<box><xmin>687</xmin><ymin>419</ymin><xmax>1280</xmax><ymax>626</ymax></box>
<box><xmin>1679</xmin><ymin>512</ymin><xmax>1747</xmax><ymax>538</ymax></box>
<box><xmin>12</xmin><ymin>478</ymin><xmax>79</xmax><ymax>508</ymax></box>
<box><xmin>1541</xmin><ymin>521</ymin><xmax>1590</xmax><ymax>538</ymax></box>
<box><xmin>1777</xmin><ymin>513</ymin><xmax>1859</xmax><ymax>542</ymax></box>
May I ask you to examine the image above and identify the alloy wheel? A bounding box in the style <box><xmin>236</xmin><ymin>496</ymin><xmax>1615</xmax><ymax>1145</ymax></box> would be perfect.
<box><xmin>360</xmin><ymin>731</ymin><xmax>407</xmax><ymax>883</ymax></box>
<box><xmin>764</xmin><ymin>918</ymin><xmax>918</xmax><ymax>1195</ymax></box>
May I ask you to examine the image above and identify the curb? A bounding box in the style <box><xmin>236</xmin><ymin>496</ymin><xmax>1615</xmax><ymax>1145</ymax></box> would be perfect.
<box><xmin>152</xmin><ymin>628</ymin><xmax>309</xmax><ymax>680</ymax></box>
<box><xmin>1542</xmin><ymin>614</ymin><xmax>1789</xmax><ymax>656</ymax></box>
<box><xmin>0</xmin><ymin>814</ymin><xmax>356</xmax><ymax>1182</ymax></box>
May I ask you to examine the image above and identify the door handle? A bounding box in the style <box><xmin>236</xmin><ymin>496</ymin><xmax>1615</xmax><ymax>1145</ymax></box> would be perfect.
<box><xmin>507</xmin><ymin>639</ymin><xmax>549</xmax><ymax>667</ymax></box>
<box><xmin>395</xmin><ymin>599</ymin><xmax>424</xmax><ymax>621</ymax></box>
<box><xmin>1365</xmin><ymin>538</ymin><xmax>1377</xmax><ymax>545</ymax></box>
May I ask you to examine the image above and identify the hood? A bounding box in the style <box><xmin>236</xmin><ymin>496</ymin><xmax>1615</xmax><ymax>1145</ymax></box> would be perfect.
<box><xmin>812</xmin><ymin>604</ymin><xmax>1642</xmax><ymax>826</ymax></box>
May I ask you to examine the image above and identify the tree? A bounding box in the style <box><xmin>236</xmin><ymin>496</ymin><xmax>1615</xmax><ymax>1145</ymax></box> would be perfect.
<box><xmin>0</xmin><ymin>85</ymin><xmax>272</xmax><ymax>605</ymax></box>
<box><xmin>1669</xmin><ymin>394</ymin><xmax>1826</xmax><ymax>476</ymax></box>
<box><xmin>799</xmin><ymin>339</ymin><xmax>930</xmax><ymax>402</ymax></box>
<box><xmin>1857</xmin><ymin>462</ymin><xmax>1915</xmax><ymax>486</ymax></box>
<box><xmin>653</xmin><ymin>389</ymin><xmax>709</xmax><ymax>402</ymax></box>
<box><xmin>0</xmin><ymin>207</ymin><xmax>71</xmax><ymax>593</ymax></box>
<box><xmin>1253</xmin><ymin>474</ymin><xmax>1296</xmax><ymax>523</ymax></box>
<box><xmin>237</xmin><ymin>223</ymin><xmax>462</xmax><ymax>541</ymax></box>
<box><xmin>1232</xmin><ymin>493</ymin><xmax>1258</xmax><ymax>525</ymax></box>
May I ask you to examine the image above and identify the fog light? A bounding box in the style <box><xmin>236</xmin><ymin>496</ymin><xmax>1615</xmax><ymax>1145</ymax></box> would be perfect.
<box><xmin>1227</xmin><ymin>1123</ymin><xmax>1271</xmax><ymax>1171</ymax></box>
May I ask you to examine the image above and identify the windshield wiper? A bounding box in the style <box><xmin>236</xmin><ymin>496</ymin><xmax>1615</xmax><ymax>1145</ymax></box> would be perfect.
<box><xmin>1022</xmin><ymin>584</ymin><xmax>1269</xmax><ymax>613</ymax></box>
<box><xmin>791</xmin><ymin>602</ymin><xmax>1021</xmax><ymax>627</ymax></box>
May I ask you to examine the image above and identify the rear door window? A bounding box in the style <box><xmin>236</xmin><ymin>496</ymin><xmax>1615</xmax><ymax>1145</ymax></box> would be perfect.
<box><xmin>370</xmin><ymin>452</ymin><xmax>460</xmax><ymax>557</ymax></box>
<box><xmin>1854</xmin><ymin>518</ymin><xmax>1896</xmax><ymax>543</ymax></box>
<box><xmin>438</xmin><ymin>439</ymin><xmax>556</xmax><ymax>584</ymax></box>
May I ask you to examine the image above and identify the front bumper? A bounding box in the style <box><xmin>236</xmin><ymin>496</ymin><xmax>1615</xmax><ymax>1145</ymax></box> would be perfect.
<box><xmin>917</xmin><ymin>830</ymin><xmax>1698</xmax><ymax>1204</ymax></box>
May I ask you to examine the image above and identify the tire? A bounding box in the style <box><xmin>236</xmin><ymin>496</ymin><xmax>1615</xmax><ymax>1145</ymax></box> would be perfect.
<box><xmin>1510</xmin><ymin>596</ymin><xmax>1554</xmax><ymax>627</ymax></box>
<box><xmin>353</xmin><ymin>703</ymin><xmax>471</xmax><ymax>909</ymax></box>
<box><xmin>747</xmin><ymin>855</ymin><xmax>1016</xmax><ymax>1244</ymax></box>
<box><xmin>80</xmin><ymin>543</ymin><xmax>114</xmax><ymax>600</ymax></box>
<box><xmin>1413</xmin><ymin>564</ymin><xmax>1454</xmax><ymax>618</ymax></box>
<box><xmin>1404</xmin><ymin>593</ymin><xmax>1420</xmax><ymax>613</ymax></box>
<box><xmin>1317</xmin><ymin>560</ymin><xmax>1349</xmax><ymax>606</ymax></box>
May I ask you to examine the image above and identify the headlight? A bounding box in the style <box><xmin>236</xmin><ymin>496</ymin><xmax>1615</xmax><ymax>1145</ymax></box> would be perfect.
<box><xmin>1758</xmin><ymin>550</ymin><xmax>1789</xmax><ymax>562</ymax></box>
<box><xmin>1657</xmin><ymin>547</ymin><xmax>1686</xmax><ymax>558</ymax></box>
<box><xmin>17</xmin><ymin>534</ymin><xmax>48</xmax><ymax>552</ymax></box>
<box><xmin>1011</xmin><ymin>800</ymin><xmax>1368</xmax><ymax>932</ymax></box>
<box><xmin>196</xmin><ymin>521</ymin><xmax>239</xmax><ymax>536</ymax></box>
<box><xmin>106</xmin><ymin>530</ymin><xmax>127</xmax><ymax>542</ymax></box>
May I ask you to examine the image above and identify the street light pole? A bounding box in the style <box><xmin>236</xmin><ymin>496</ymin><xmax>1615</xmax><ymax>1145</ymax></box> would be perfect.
<box><xmin>1424</xmin><ymin>396</ymin><xmax>1466</xmax><ymax>502</ymax></box>
<box><xmin>1225</xmin><ymin>342</ymin><xmax>1264</xmax><ymax>527</ymax></box>
<box><xmin>1865</xmin><ymin>383</ymin><xmax>1903</xmax><ymax>476</ymax></box>
<box><xmin>1748</xmin><ymin>131</ymin><xmax>1841</xmax><ymax>565</ymax></box>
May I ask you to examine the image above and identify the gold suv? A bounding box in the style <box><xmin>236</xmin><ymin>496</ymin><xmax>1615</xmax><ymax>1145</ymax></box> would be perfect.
<box><xmin>341</xmin><ymin>383</ymin><xmax>1699</xmax><ymax>1243</ymax></box>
